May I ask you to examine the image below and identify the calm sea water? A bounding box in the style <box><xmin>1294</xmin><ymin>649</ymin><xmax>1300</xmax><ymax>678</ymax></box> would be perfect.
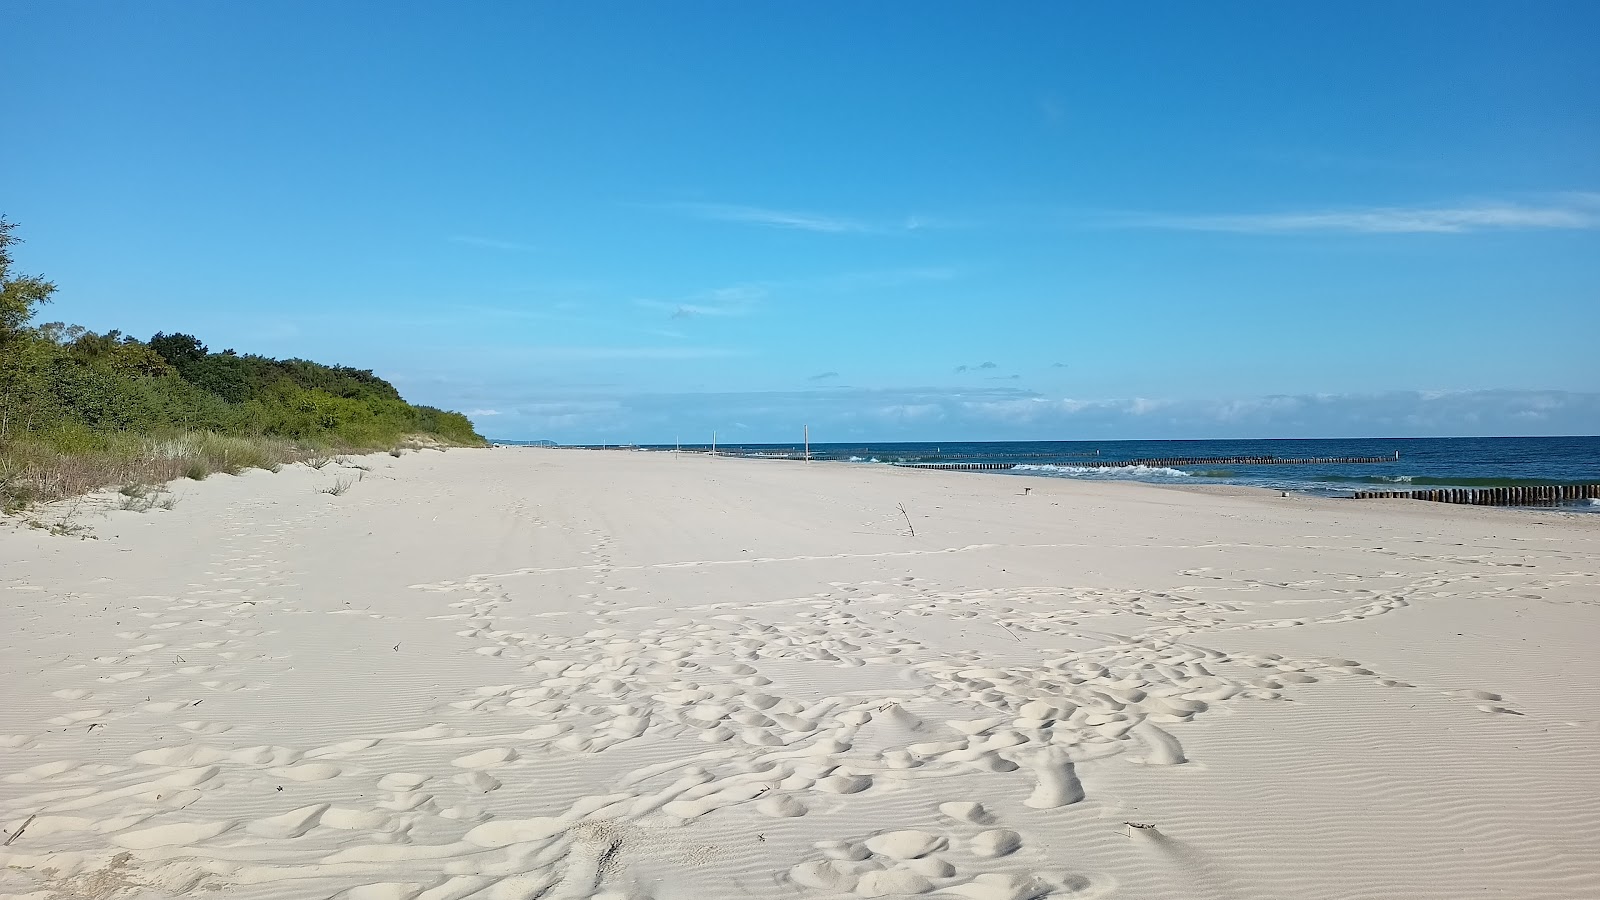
<box><xmin>631</xmin><ymin>436</ymin><xmax>1600</xmax><ymax>510</ymax></box>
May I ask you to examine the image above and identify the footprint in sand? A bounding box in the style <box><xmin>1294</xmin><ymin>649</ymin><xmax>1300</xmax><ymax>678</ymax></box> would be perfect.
<box><xmin>269</xmin><ymin>763</ymin><xmax>342</xmax><ymax>782</ymax></box>
<box><xmin>247</xmin><ymin>803</ymin><xmax>328</xmax><ymax>839</ymax></box>
<box><xmin>307</xmin><ymin>738</ymin><xmax>381</xmax><ymax>758</ymax></box>
<box><xmin>452</xmin><ymin>747</ymin><xmax>517</xmax><ymax>769</ymax></box>
<box><xmin>378</xmin><ymin>772</ymin><xmax>430</xmax><ymax>791</ymax></box>
<box><xmin>5</xmin><ymin>759</ymin><xmax>81</xmax><ymax>783</ymax></box>
<box><xmin>176</xmin><ymin>720</ymin><xmax>233</xmax><ymax>735</ymax></box>
<box><xmin>113</xmin><ymin>820</ymin><xmax>234</xmax><ymax>849</ymax></box>
<box><xmin>790</xmin><ymin>826</ymin><xmax>1075</xmax><ymax>899</ymax></box>
<box><xmin>969</xmin><ymin>829</ymin><xmax>1023</xmax><ymax>858</ymax></box>
<box><xmin>49</xmin><ymin>708</ymin><xmax>110</xmax><ymax>725</ymax></box>
<box><xmin>452</xmin><ymin>771</ymin><xmax>501</xmax><ymax>794</ymax></box>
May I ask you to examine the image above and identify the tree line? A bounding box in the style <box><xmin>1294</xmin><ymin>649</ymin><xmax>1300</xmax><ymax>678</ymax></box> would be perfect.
<box><xmin>0</xmin><ymin>217</ymin><xmax>482</xmax><ymax>447</ymax></box>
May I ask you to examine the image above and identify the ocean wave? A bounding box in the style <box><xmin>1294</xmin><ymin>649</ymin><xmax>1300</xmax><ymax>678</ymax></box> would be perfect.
<box><xmin>1012</xmin><ymin>464</ymin><xmax>1191</xmax><ymax>479</ymax></box>
<box><xmin>1320</xmin><ymin>475</ymin><xmax>1591</xmax><ymax>487</ymax></box>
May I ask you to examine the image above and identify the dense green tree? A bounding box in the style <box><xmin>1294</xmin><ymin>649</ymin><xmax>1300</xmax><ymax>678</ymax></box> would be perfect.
<box><xmin>149</xmin><ymin>332</ymin><xmax>208</xmax><ymax>371</ymax></box>
<box><xmin>0</xmin><ymin>217</ymin><xmax>57</xmax><ymax>344</ymax></box>
<box><xmin>0</xmin><ymin>218</ymin><xmax>483</xmax><ymax>447</ymax></box>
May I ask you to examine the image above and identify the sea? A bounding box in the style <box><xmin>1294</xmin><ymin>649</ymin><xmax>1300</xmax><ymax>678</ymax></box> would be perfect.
<box><xmin>616</xmin><ymin>436</ymin><xmax>1600</xmax><ymax>512</ymax></box>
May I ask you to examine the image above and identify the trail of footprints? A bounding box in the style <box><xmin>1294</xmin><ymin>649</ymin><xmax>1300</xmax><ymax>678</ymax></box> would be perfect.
<box><xmin>1</xmin><ymin>527</ymin><xmax>1538</xmax><ymax>900</ymax></box>
<box><xmin>787</xmin><ymin>803</ymin><xmax>1087</xmax><ymax>900</ymax></box>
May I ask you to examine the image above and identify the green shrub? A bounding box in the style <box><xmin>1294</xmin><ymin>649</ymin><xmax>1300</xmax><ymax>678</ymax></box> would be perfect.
<box><xmin>0</xmin><ymin>216</ymin><xmax>487</xmax><ymax>513</ymax></box>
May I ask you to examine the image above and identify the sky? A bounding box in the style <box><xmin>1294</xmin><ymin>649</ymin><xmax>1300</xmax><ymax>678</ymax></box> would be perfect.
<box><xmin>5</xmin><ymin>1</ymin><xmax>1598</xmax><ymax>442</ymax></box>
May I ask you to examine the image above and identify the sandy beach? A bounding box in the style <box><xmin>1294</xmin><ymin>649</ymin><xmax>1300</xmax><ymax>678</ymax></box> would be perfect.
<box><xmin>2</xmin><ymin>447</ymin><xmax>1598</xmax><ymax>900</ymax></box>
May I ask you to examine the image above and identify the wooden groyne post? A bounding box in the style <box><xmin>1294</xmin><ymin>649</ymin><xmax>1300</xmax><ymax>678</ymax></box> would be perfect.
<box><xmin>1352</xmin><ymin>485</ymin><xmax>1600</xmax><ymax>506</ymax></box>
<box><xmin>897</xmin><ymin>463</ymin><xmax>1019</xmax><ymax>471</ymax></box>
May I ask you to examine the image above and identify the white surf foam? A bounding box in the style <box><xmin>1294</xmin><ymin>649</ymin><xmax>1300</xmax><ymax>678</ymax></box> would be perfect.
<box><xmin>1011</xmin><ymin>464</ymin><xmax>1192</xmax><ymax>479</ymax></box>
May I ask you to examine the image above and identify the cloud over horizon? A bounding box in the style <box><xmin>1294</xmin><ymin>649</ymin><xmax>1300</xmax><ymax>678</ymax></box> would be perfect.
<box><xmin>440</xmin><ymin>386</ymin><xmax>1600</xmax><ymax>444</ymax></box>
<box><xmin>1122</xmin><ymin>194</ymin><xmax>1600</xmax><ymax>234</ymax></box>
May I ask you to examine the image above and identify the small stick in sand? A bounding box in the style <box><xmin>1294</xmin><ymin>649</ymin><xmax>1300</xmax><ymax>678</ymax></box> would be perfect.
<box><xmin>1122</xmin><ymin>821</ymin><xmax>1157</xmax><ymax>838</ymax></box>
<box><xmin>897</xmin><ymin>503</ymin><xmax>915</xmax><ymax>537</ymax></box>
<box><xmin>4</xmin><ymin>813</ymin><xmax>37</xmax><ymax>847</ymax></box>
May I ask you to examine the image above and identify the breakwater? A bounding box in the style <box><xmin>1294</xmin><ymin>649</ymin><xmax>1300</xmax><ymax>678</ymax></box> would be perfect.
<box><xmin>1353</xmin><ymin>484</ymin><xmax>1600</xmax><ymax>505</ymax></box>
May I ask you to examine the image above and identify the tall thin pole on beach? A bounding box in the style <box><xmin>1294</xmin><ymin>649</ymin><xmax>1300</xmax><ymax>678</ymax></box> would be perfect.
<box><xmin>712</xmin><ymin>431</ymin><xmax>717</xmax><ymax>457</ymax></box>
<box><xmin>804</xmin><ymin>425</ymin><xmax>810</xmax><ymax>462</ymax></box>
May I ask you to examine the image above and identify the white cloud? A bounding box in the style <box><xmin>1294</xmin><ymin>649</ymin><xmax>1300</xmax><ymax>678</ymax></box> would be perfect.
<box><xmin>466</xmin><ymin>408</ymin><xmax>501</xmax><ymax>416</ymax></box>
<box><xmin>668</xmin><ymin>203</ymin><xmax>871</xmax><ymax>233</ymax></box>
<box><xmin>448</xmin><ymin>235</ymin><xmax>538</xmax><ymax>251</ymax></box>
<box><xmin>471</xmin><ymin>345</ymin><xmax>743</xmax><ymax>362</ymax></box>
<box><xmin>638</xmin><ymin>283</ymin><xmax>767</xmax><ymax>319</ymax></box>
<box><xmin>434</xmin><ymin>382</ymin><xmax>1600</xmax><ymax>443</ymax></box>
<box><xmin>656</xmin><ymin>203</ymin><xmax>951</xmax><ymax>235</ymax></box>
<box><xmin>1123</xmin><ymin>196</ymin><xmax>1600</xmax><ymax>234</ymax></box>
<box><xmin>875</xmin><ymin>403</ymin><xmax>945</xmax><ymax>423</ymax></box>
<box><xmin>818</xmin><ymin>266</ymin><xmax>960</xmax><ymax>290</ymax></box>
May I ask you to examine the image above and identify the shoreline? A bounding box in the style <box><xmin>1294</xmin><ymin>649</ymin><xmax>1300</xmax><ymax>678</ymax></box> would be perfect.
<box><xmin>564</xmin><ymin>445</ymin><xmax>1600</xmax><ymax>520</ymax></box>
<box><xmin>544</xmin><ymin>442</ymin><xmax>1600</xmax><ymax>513</ymax></box>
<box><xmin>3</xmin><ymin>446</ymin><xmax>1597</xmax><ymax>899</ymax></box>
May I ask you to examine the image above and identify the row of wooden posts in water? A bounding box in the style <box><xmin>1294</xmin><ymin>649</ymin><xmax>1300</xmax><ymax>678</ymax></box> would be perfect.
<box><xmin>1055</xmin><ymin>454</ymin><xmax>1398</xmax><ymax>468</ymax></box>
<box><xmin>1352</xmin><ymin>484</ymin><xmax>1600</xmax><ymax>505</ymax></box>
<box><xmin>899</xmin><ymin>462</ymin><xmax>1018</xmax><ymax>470</ymax></box>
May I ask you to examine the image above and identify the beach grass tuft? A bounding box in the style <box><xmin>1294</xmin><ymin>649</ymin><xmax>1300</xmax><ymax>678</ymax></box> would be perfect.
<box><xmin>2</xmin><ymin>430</ymin><xmax>302</xmax><ymax>512</ymax></box>
<box><xmin>0</xmin><ymin>428</ymin><xmax>466</xmax><ymax>515</ymax></box>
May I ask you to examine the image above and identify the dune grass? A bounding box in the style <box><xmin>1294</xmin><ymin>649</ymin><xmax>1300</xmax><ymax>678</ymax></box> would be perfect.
<box><xmin>0</xmin><ymin>427</ymin><xmax>410</xmax><ymax>514</ymax></box>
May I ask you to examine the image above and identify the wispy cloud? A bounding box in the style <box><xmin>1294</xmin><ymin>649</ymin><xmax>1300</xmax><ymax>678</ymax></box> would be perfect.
<box><xmin>817</xmin><ymin>266</ymin><xmax>961</xmax><ymax>290</ymax></box>
<box><xmin>448</xmin><ymin>235</ymin><xmax>539</xmax><ymax>251</ymax></box>
<box><xmin>657</xmin><ymin>202</ymin><xmax>951</xmax><ymax>235</ymax></box>
<box><xmin>434</xmin><ymin>380</ymin><xmax>1600</xmax><ymax>443</ymax></box>
<box><xmin>1123</xmin><ymin>196</ymin><xmax>1600</xmax><ymax>234</ymax></box>
<box><xmin>808</xmin><ymin>371</ymin><xmax>840</xmax><ymax>381</ymax></box>
<box><xmin>1039</xmin><ymin>94</ymin><xmax>1066</xmax><ymax>126</ymax></box>
<box><xmin>638</xmin><ymin>283</ymin><xmax>767</xmax><ymax>320</ymax></box>
<box><xmin>634</xmin><ymin>268</ymin><xmax>959</xmax><ymax>322</ymax></box>
<box><xmin>666</xmin><ymin>202</ymin><xmax>869</xmax><ymax>233</ymax></box>
<box><xmin>465</xmin><ymin>345</ymin><xmax>743</xmax><ymax>362</ymax></box>
<box><xmin>466</xmin><ymin>408</ymin><xmax>501</xmax><ymax>416</ymax></box>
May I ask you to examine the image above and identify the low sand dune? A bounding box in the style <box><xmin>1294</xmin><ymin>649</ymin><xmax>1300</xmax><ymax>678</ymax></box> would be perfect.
<box><xmin>2</xmin><ymin>448</ymin><xmax>1598</xmax><ymax>899</ymax></box>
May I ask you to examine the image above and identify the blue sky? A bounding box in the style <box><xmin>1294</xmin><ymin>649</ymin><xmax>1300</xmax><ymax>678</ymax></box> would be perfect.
<box><xmin>5</xmin><ymin>1</ymin><xmax>1598</xmax><ymax>441</ymax></box>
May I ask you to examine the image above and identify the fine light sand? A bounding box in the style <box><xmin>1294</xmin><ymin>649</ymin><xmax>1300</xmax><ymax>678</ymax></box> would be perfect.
<box><xmin>3</xmin><ymin>448</ymin><xmax>1599</xmax><ymax>900</ymax></box>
